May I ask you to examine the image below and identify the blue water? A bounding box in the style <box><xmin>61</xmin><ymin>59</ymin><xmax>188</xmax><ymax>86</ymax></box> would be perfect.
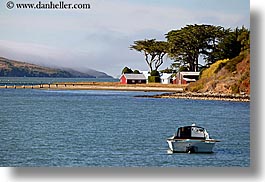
<box><xmin>0</xmin><ymin>88</ymin><xmax>250</xmax><ymax>167</ymax></box>
<box><xmin>0</xmin><ymin>77</ymin><xmax>119</xmax><ymax>86</ymax></box>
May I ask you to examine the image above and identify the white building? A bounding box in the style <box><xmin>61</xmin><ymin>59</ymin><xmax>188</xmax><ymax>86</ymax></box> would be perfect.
<box><xmin>160</xmin><ymin>73</ymin><xmax>173</xmax><ymax>84</ymax></box>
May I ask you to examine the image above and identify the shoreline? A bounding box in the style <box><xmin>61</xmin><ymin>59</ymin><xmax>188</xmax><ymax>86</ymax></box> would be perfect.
<box><xmin>136</xmin><ymin>92</ymin><xmax>250</xmax><ymax>102</ymax></box>
<box><xmin>0</xmin><ymin>81</ymin><xmax>250</xmax><ymax>102</ymax></box>
<box><xmin>0</xmin><ymin>82</ymin><xmax>184</xmax><ymax>93</ymax></box>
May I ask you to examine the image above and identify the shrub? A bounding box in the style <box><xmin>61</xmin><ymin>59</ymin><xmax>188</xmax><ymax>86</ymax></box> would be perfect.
<box><xmin>122</xmin><ymin>67</ymin><xmax>133</xmax><ymax>74</ymax></box>
<box><xmin>179</xmin><ymin>66</ymin><xmax>189</xmax><ymax>72</ymax></box>
<box><xmin>225</xmin><ymin>54</ymin><xmax>245</xmax><ymax>72</ymax></box>
<box><xmin>187</xmin><ymin>81</ymin><xmax>204</xmax><ymax>92</ymax></box>
<box><xmin>231</xmin><ymin>84</ymin><xmax>239</xmax><ymax>94</ymax></box>
<box><xmin>148</xmin><ymin>76</ymin><xmax>161</xmax><ymax>83</ymax></box>
<box><xmin>150</xmin><ymin>70</ymin><xmax>160</xmax><ymax>76</ymax></box>
<box><xmin>239</xmin><ymin>71</ymin><xmax>250</xmax><ymax>83</ymax></box>
<box><xmin>133</xmin><ymin>70</ymin><xmax>140</xmax><ymax>74</ymax></box>
<box><xmin>214</xmin><ymin>62</ymin><xmax>226</xmax><ymax>73</ymax></box>
<box><xmin>200</xmin><ymin>59</ymin><xmax>229</xmax><ymax>79</ymax></box>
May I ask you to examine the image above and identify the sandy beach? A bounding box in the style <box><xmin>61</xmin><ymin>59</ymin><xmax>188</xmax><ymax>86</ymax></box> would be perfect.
<box><xmin>0</xmin><ymin>82</ymin><xmax>185</xmax><ymax>92</ymax></box>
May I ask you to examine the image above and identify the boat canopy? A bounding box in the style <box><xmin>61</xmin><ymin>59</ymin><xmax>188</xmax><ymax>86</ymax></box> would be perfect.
<box><xmin>174</xmin><ymin>125</ymin><xmax>207</xmax><ymax>139</ymax></box>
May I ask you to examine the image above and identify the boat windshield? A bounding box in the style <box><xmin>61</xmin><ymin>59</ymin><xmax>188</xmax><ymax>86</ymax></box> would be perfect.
<box><xmin>175</xmin><ymin>126</ymin><xmax>206</xmax><ymax>139</ymax></box>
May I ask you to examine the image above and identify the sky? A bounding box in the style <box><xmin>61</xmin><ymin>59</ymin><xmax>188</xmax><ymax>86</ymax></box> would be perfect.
<box><xmin>0</xmin><ymin>0</ymin><xmax>250</xmax><ymax>77</ymax></box>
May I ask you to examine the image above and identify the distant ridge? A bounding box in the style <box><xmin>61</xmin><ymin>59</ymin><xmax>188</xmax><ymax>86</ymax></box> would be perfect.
<box><xmin>0</xmin><ymin>57</ymin><xmax>113</xmax><ymax>78</ymax></box>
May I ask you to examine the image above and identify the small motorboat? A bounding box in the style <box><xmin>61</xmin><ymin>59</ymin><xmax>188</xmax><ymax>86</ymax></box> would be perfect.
<box><xmin>167</xmin><ymin>124</ymin><xmax>219</xmax><ymax>153</ymax></box>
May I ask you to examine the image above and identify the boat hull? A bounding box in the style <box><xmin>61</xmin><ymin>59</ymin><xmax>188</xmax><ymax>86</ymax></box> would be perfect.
<box><xmin>167</xmin><ymin>139</ymin><xmax>216</xmax><ymax>153</ymax></box>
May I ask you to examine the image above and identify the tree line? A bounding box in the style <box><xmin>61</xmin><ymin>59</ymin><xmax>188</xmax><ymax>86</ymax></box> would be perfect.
<box><xmin>130</xmin><ymin>24</ymin><xmax>250</xmax><ymax>73</ymax></box>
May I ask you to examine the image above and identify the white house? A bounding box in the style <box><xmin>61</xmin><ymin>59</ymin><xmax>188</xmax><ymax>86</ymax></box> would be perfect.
<box><xmin>139</xmin><ymin>71</ymin><xmax>150</xmax><ymax>83</ymax></box>
<box><xmin>160</xmin><ymin>73</ymin><xmax>173</xmax><ymax>84</ymax></box>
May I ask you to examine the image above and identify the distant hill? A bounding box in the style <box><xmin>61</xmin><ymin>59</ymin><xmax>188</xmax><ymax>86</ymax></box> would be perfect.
<box><xmin>0</xmin><ymin>57</ymin><xmax>112</xmax><ymax>78</ymax></box>
<box><xmin>186</xmin><ymin>50</ymin><xmax>250</xmax><ymax>94</ymax></box>
<box><xmin>64</xmin><ymin>68</ymin><xmax>112</xmax><ymax>78</ymax></box>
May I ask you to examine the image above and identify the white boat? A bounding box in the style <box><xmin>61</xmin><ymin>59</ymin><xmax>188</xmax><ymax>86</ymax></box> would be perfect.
<box><xmin>167</xmin><ymin>124</ymin><xmax>219</xmax><ymax>153</ymax></box>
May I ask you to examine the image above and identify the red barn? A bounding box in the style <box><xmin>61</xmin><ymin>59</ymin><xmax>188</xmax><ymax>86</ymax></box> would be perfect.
<box><xmin>173</xmin><ymin>72</ymin><xmax>200</xmax><ymax>85</ymax></box>
<box><xmin>120</xmin><ymin>74</ymin><xmax>147</xmax><ymax>84</ymax></box>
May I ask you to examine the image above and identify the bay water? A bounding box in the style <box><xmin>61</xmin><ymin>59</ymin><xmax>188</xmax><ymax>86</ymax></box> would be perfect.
<box><xmin>0</xmin><ymin>79</ymin><xmax>250</xmax><ymax>167</ymax></box>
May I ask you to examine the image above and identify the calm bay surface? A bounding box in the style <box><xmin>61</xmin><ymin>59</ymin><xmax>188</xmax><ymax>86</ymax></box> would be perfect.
<box><xmin>0</xmin><ymin>77</ymin><xmax>119</xmax><ymax>86</ymax></box>
<box><xmin>0</xmin><ymin>88</ymin><xmax>250</xmax><ymax>167</ymax></box>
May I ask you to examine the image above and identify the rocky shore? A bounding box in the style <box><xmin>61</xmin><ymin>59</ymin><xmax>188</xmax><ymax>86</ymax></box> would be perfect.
<box><xmin>136</xmin><ymin>92</ymin><xmax>250</xmax><ymax>102</ymax></box>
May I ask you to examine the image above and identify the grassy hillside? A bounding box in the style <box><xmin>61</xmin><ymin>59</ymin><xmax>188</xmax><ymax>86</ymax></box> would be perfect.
<box><xmin>0</xmin><ymin>57</ymin><xmax>73</xmax><ymax>77</ymax></box>
<box><xmin>187</xmin><ymin>50</ymin><xmax>250</xmax><ymax>94</ymax></box>
<box><xmin>0</xmin><ymin>57</ymin><xmax>112</xmax><ymax>78</ymax></box>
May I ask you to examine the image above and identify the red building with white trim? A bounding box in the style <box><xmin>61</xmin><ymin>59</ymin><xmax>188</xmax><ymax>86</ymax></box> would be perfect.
<box><xmin>120</xmin><ymin>74</ymin><xmax>147</xmax><ymax>84</ymax></box>
<box><xmin>173</xmin><ymin>72</ymin><xmax>200</xmax><ymax>85</ymax></box>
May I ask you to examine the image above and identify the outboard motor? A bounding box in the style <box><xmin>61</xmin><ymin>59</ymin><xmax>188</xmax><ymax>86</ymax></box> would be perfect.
<box><xmin>186</xmin><ymin>145</ymin><xmax>197</xmax><ymax>153</ymax></box>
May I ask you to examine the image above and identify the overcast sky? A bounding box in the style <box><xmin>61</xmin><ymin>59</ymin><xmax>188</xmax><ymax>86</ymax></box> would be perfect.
<box><xmin>0</xmin><ymin>0</ymin><xmax>249</xmax><ymax>77</ymax></box>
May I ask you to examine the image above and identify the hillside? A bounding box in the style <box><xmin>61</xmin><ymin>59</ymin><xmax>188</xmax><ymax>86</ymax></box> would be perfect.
<box><xmin>0</xmin><ymin>57</ymin><xmax>112</xmax><ymax>78</ymax></box>
<box><xmin>187</xmin><ymin>50</ymin><xmax>250</xmax><ymax>94</ymax></box>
